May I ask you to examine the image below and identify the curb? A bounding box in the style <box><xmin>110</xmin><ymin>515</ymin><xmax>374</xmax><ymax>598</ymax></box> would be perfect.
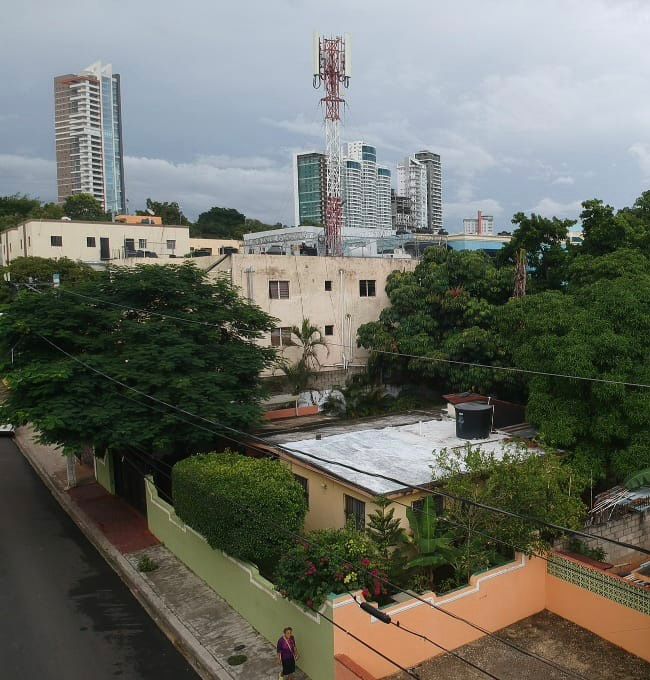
<box><xmin>14</xmin><ymin>433</ymin><xmax>235</xmax><ymax>680</ymax></box>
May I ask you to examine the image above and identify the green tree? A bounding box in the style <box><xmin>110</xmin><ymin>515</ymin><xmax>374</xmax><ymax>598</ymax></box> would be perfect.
<box><xmin>366</xmin><ymin>496</ymin><xmax>405</xmax><ymax>572</ymax></box>
<box><xmin>0</xmin><ymin>194</ymin><xmax>64</xmax><ymax>229</ymax></box>
<box><xmin>357</xmin><ymin>248</ymin><xmax>517</xmax><ymax>396</ymax></box>
<box><xmin>497</xmin><ymin>212</ymin><xmax>575</xmax><ymax>292</ymax></box>
<box><xmin>404</xmin><ymin>496</ymin><xmax>457</xmax><ymax>587</ymax></box>
<box><xmin>194</xmin><ymin>206</ymin><xmax>246</xmax><ymax>239</ymax></box>
<box><xmin>499</xmin><ymin>252</ymin><xmax>650</xmax><ymax>482</ymax></box>
<box><xmin>437</xmin><ymin>444</ymin><xmax>587</xmax><ymax>579</ymax></box>
<box><xmin>0</xmin><ymin>256</ymin><xmax>97</xmax><ymax>306</ymax></box>
<box><xmin>173</xmin><ymin>452</ymin><xmax>307</xmax><ymax>570</ymax></box>
<box><xmin>136</xmin><ymin>198</ymin><xmax>191</xmax><ymax>226</ymax></box>
<box><xmin>280</xmin><ymin>318</ymin><xmax>328</xmax><ymax>394</ymax></box>
<box><xmin>0</xmin><ymin>263</ymin><xmax>277</xmax><ymax>463</ymax></box>
<box><xmin>579</xmin><ymin>199</ymin><xmax>632</xmax><ymax>256</ymax></box>
<box><xmin>63</xmin><ymin>193</ymin><xmax>110</xmax><ymax>221</ymax></box>
<box><xmin>274</xmin><ymin>525</ymin><xmax>386</xmax><ymax>608</ymax></box>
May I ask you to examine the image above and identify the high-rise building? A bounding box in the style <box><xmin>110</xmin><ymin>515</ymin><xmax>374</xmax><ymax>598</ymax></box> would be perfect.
<box><xmin>463</xmin><ymin>211</ymin><xmax>494</xmax><ymax>236</ymax></box>
<box><xmin>414</xmin><ymin>150</ymin><xmax>442</xmax><ymax>232</ymax></box>
<box><xmin>376</xmin><ymin>166</ymin><xmax>392</xmax><ymax>229</ymax></box>
<box><xmin>391</xmin><ymin>190</ymin><xmax>412</xmax><ymax>231</ymax></box>
<box><xmin>54</xmin><ymin>62</ymin><xmax>126</xmax><ymax>215</ymax></box>
<box><xmin>343</xmin><ymin>142</ymin><xmax>392</xmax><ymax>230</ymax></box>
<box><xmin>397</xmin><ymin>156</ymin><xmax>427</xmax><ymax>232</ymax></box>
<box><xmin>342</xmin><ymin>159</ymin><xmax>363</xmax><ymax>229</ymax></box>
<box><xmin>294</xmin><ymin>152</ymin><xmax>327</xmax><ymax>226</ymax></box>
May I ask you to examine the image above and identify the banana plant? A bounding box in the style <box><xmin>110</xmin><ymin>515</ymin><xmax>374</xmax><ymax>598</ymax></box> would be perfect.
<box><xmin>404</xmin><ymin>496</ymin><xmax>457</xmax><ymax>587</ymax></box>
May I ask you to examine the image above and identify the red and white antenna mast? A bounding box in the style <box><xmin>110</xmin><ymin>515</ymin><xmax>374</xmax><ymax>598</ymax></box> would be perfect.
<box><xmin>313</xmin><ymin>33</ymin><xmax>350</xmax><ymax>256</ymax></box>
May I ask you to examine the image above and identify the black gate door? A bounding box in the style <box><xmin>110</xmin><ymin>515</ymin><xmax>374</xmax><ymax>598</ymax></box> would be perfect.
<box><xmin>112</xmin><ymin>452</ymin><xmax>146</xmax><ymax>515</ymax></box>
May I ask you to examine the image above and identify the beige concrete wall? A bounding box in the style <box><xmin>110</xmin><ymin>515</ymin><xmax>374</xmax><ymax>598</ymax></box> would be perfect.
<box><xmin>281</xmin><ymin>455</ymin><xmax>425</xmax><ymax>532</ymax></box>
<box><xmin>213</xmin><ymin>254</ymin><xmax>416</xmax><ymax>372</ymax></box>
<box><xmin>1</xmin><ymin>220</ymin><xmax>190</xmax><ymax>265</ymax></box>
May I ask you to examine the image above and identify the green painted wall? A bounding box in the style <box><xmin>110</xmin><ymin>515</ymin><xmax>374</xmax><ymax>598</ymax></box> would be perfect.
<box><xmin>145</xmin><ymin>479</ymin><xmax>335</xmax><ymax>680</ymax></box>
<box><xmin>94</xmin><ymin>451</ymin><xmax>115</xmax><ymax>494</ymax></box>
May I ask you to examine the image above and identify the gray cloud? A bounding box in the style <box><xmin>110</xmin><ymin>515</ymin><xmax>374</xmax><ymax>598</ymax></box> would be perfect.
<box><xmin>1</xmin><ymin>0</ymin><xmax>650</xmax><ymax>229</ymax></box>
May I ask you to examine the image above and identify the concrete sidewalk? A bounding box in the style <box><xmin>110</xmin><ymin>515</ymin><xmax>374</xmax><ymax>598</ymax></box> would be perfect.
<box><xmin>15</xmin><ymin>427</ymin><xmax>307</xmax><ymax>680</ymax></box>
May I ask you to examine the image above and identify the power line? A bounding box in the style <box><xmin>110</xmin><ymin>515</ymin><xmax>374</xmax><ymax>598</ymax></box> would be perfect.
<box><xmin>33</xmin><ymin>331</ymin><xmax>650</xmax><ymax>559</ymax></box>
<box><xmin>121</xmin><ymin>445</ymin><xmax>588</xmax><ymax>680</ymax></box>
<box><xmin>24</xmin><ymin>283</ymin><xmax>650</xmax><ymax>390</ymax></box>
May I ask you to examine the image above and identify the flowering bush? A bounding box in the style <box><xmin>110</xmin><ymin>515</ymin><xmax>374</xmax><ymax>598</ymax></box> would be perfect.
<box><xmin>274</xmin><ymin>525</ymin><xmax>387</xmax><ymax>609</ymax></box>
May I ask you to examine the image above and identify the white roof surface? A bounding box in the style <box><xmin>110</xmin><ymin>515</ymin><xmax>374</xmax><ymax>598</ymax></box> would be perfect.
<box><xmin>283</xmin><ymin>418</ymin><xmax>519</xmax><ymax>495</ymax></box>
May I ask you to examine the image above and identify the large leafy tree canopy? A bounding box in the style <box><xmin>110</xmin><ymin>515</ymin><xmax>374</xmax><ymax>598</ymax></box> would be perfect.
<box><xmin>496</xmin><ymin>212</ymin><xmax>576</xmax><ymax>292</ymax></box>
<box><xmin>193</xmin><ymin>205</ymin><xmax>279</xmax><ymax>239</ymax></box>
<box><xmin>136</xmin><ymin>198</ymin><xmax>191</xmax><ymax>226</ymax></box>
<box><xmin>358</xmin><ymin>191</ymin><xmax>650</xmax><ymax>483</ymax></box>
<box><xmin>62</xmin><ymin>193</ymin><xmax>111</xmax><ymax>221</ymax></box>
<box><xmin>0</xmin><ymin>263</ymin><xmax>277</xmax><ymax>460</ymax></box>
<box><xmin>357</xmin><ymin>248</ymin><xmax>517</xmax><ymax>395</ymax></box>
<box><xmin>0</xmin><ymin>194</ymin><xmax>64</xmax><ymax>229</ymax></box>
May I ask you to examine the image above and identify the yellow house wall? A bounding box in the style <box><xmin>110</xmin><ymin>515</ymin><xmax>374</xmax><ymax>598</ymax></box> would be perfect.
<box><xmin>283</xmin><ymin>456</ymin><xmax>426</xmax><ymax>532</ymax></box>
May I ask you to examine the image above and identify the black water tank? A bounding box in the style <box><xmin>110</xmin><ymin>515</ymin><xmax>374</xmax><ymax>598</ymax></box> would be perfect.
<box><xmin>455</xmin><ymin>402</ymin><xmax>493</xmax><ymax>439</ymax></box>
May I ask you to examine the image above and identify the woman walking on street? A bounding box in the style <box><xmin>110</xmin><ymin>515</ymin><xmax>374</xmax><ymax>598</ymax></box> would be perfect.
<box><xmin>277</xmin><ymin>626</ymin><xmax>298</xmax><ymax>678</ymax></box>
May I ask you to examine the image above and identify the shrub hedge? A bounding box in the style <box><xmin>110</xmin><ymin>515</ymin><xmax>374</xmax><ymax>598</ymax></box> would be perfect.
<box><xmin>172</xmin><ymin>452</ymin><xmax>307</xmax><ymax>568</ymax></box>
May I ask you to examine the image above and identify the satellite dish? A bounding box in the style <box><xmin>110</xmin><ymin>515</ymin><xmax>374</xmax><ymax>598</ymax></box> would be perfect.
<box><xmin>146</xmin><ymin>208</ymin><xmax>155</xmax><ymax>216</ymax></box>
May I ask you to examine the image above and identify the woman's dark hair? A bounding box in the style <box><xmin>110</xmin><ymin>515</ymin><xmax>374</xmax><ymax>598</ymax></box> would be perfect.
<box><xmin>283</xmin><ymin>627</ymin><xmax>292</xmax><ymax>634</ymax></box>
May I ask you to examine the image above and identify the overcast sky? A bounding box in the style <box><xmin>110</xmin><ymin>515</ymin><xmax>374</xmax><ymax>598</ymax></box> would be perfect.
<box><xmin>1</xmin><ymin>0</ymin><xmax>650</xmax><ymax>230</ymax></box>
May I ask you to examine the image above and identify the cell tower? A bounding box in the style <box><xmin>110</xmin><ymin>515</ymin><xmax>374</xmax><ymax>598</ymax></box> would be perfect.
<box><xmin>313</xmin><ymin>33</ymin><xmax>351</xmax><ymax>256</ymax></box>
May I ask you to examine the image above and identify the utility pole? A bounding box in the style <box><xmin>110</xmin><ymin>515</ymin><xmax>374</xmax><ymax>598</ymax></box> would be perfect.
<box><xmin>513</xmin><ymin>248</ymin><xmax>527</xmax><ymax>298</ymax></box>
<box><xmin>313</xmin><ymin>33</ymin><xmax>350</xmax><ymax>257</ymax></box>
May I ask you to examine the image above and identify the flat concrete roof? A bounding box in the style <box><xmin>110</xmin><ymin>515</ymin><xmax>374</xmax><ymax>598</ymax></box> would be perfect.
<box><xmin>280</xmin><ymin>417</ymin><xmax>517</xmax><ymax>496</ymax></box>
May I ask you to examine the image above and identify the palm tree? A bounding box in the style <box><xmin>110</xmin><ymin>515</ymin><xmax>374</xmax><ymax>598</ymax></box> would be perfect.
<box><xmin>281</xmin><ymin>318</ymin><xmax>328</xmax><ymax>394</ymax></box>
<box><xmin>290</xmin><ymin>318</ymin><xmax>328</xmax><ymax>370</ymax></box>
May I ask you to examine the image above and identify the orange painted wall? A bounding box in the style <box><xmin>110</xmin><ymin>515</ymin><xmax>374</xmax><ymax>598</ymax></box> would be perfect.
<box><xmin>333</xmin><ymin>555</ymin><xmax>547</xmax><ymax>679</ymax></box>
<box><xmin>335</xmin><ymin>655</ymin><xmax>378</xmax><ymax>680</ymax></box>
<box><xmin>546</xmin><ymin>573</ymin><xmax>650</xmax><ymax>661</ymax></box>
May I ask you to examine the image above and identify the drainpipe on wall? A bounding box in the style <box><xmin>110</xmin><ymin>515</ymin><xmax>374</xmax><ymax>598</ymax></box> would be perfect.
<box><xmin>244</xmin><ymin>267</ymin><xmax>255</xmax><ymax>301</ymax></box>
<box><xmin>339</xmin><ymin>269</ymin><xmax>347</xmax><ymax>370</ymax></box>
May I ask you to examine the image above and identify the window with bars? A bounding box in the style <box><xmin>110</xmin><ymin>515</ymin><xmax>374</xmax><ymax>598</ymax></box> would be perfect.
<box><xmin>324</xmin><ymin>280</ymin><xmax>332</xmax><ymax>291</ymax></box>
<box><xmin>86</xmin><ymin>237</ymin><xmax>96</xmax><ymax>247</ymax></box>
<box><xmin>50</xmin><ymin>235</ymin><xmax>63</xmax><ymax>247</ymax></box>
<box><xmin>270</xmin><ymin>327</ymin><xmax>293</xmax><ymax>347</ymax></box>
<box><xmin>345</xmin><ymin>494</ymin><xmax>366</xmax><ymax>530</ymax></box>
<box><xmin>359</xmin><ymin>279</ymin><xmax>376</xmax><ymax>297</ymax></box>
<box><xmin>293</xmin><ymin>474</ymin><xmax>309</xmax><ymax>505</ymax></box>
<box><xmin>269</xmin><ymin>280</ymin><xmax>290</xmax><ymax>299</ymax></box>
<box><xmin>166</xmin><ymin>239</ymin><xmax>176</xmax><ymax>250</ymax></box>
<box><xmin>325</xmin><ymin>325</ymin><xmax>334</xmax><ymax>336</ymax></box>
<box><xmin>139</xmin><ymin>238</ymin><xmax>147</xmax><ymax>249</ymax></box>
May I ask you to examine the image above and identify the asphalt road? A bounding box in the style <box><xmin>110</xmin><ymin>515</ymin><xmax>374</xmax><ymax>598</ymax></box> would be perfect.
<box><xmin>0</xmin><ymin>437</ymin><xmax>198</xmax><ymax>680</ymax></box>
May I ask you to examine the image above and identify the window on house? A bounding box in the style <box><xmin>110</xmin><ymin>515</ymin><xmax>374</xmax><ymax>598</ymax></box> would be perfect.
<box><xmin>166</xmin><ymin>239</ymin><xmax>176</xmax><ymax>250</ymax></box>
<box><xmin>139</xmin><ymin>238</ymin><xmax>147</xmax><ymax>249</ymax></box>
<box><xmin>270</xmin><ymin>327</ymin><xmax>293</xmax><ymax>347</ymax></box>
<box><xmin>86</xmin><ymin>237</ymin><xmax>96</xmax><ymax>247</ymax></box>
<box><xmin>345</xmin><ymin>495</ymin><xmax>366</xmax><ymax>530</ymax></box>
<box><xmin>412</xmin><ymin>495</ymin><xmax>444</xmax><ymax>516</ymax></box>
<box><xmin>324</xmin><ymin>280</ymin><xmax>332</xmax><ymax>291</ymax></box>
<box><xmin>359</xmin><ymin>279</ymin><xmax>376</xmax><ymax>297</ymax></box>
<box><xmin>124</xmin><ymin>238</ymin><xmax>135</xmax><ymax>253</ymax></box>
<box><xmin>269</xmin><ymin>280</ymin><xmax>290</xmax><ymax>299</ymax></box>
<box><xmin>50</xmin><ymin>235</ymin><xmax>62</xmax><ymax>247</ymax></box>
<box><xmin>325</xmin><ymin>325</ymin><xmax>334</xmax><ymax>336</ymax></box>
<box><xmin>294</xmin><ymin>474</ymin><xmax>309</xmax><ymax>505</ymax></box>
